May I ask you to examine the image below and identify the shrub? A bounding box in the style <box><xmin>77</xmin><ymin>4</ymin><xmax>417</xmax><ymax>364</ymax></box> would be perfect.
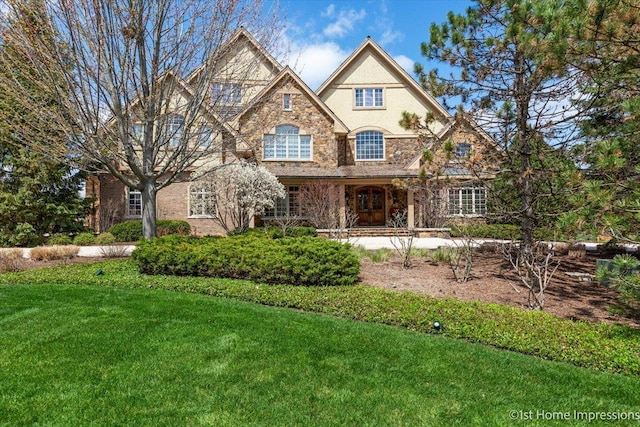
<box><xmin>596</xmin><ymin>254</ymin><xmax>640</xmax><ymax>307</ymax></box>
<box><xmin>109</xmin><ymin>219</ymin><xmax>191</xmax><ymax>242</ymax></box>
<box><xmin>0</xmin><ymin>223</ymin><xmax>44</xmax><ymax>247</ymax></box>
<box><xmin>132</xmin><ymin>234</ymin><xmax>360</xmax><ymax>287</ymax></box>
<box><xmin>238</xmin><ymin>226</ymin><xmax>318</xmax><ymax>239</ymax></box>
<box><xmin>108</xmin><ymin>220</ymin><xmax>143</xmax><ymax>242</ymax></box>
<box><xmin>30</xmin><ymin>245</ymin><xmax>79</xmax><ymax>261</ymax></box>
<box><xmin>73</xmin><ymin>232</ymin><xmax>96</xmax><ymax>246</ymax></box>
<box><xmin>47</xmin><ymin>234</ymin><xmax>73</xmax><ymax>246</ymax></box>
<box><xmin>157</xmin><ymin>220</ymin><xmax>191</xmax><ymax>237</ymax></box>
<box><xmin>0</xmin><ymin>248</ymin><xmax>25</xmax><ymax>272</ymax></box>
<box><xmin>449</xmin><ymin>224</ymin><xmax>566</xmax><ymax>241</ymax></box>
<box><xmin>95</xmin><ymin>232</ymin><xmax>116</xmax><ymax>245</ymax></box>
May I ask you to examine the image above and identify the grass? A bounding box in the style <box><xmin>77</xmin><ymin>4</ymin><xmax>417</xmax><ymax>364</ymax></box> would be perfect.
<box><xmin>2</xmin><ymin>283</ymin><xmax>639</xmax><ymax>426</ymax></box>
<box><xmin>1</xmin><ymin>260</ymin><xmax>639</xmax><ymax>377</ymax></box>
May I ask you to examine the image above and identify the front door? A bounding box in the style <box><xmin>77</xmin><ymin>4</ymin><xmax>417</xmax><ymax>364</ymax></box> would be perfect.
<box><xmin>356</xmin><ymin>186</ymin><xmax>385</xmax><ymax>226</ymax></box>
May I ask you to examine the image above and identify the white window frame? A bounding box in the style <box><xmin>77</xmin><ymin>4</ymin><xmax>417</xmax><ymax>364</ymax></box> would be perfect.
<box><xmin>263</xmin><ymin>186</ymin><xmax>300</xmax><ymax>218</ymax></box>
<box><xmin>263</xmin><ymin>125</ymin><xmax>312</xmax><ymax>161</ymax></box>
<box><xmin>167</xmin><ymin>114</ymin><xmax>184</xmax><ymax>148</ymax></box>
<box><xmin>198</xmin><ymin>125</ymin><xmax>213</xmax><ymax>148</ymax></box>
<box><xmin>283</xmin><ymin>93</ymin><xmax>292</xmax><ymax>111</ymax></box>
<box><xmin>354</xmin><ymin>87</ymin><xmax>384</xmax><ymax>108</ymax></box>
<box><xmin>447</xmin><ymin>186</ymin><xmax>487</xmax><ymax>217</ymax></box>
<box><xmin>126</xmin><ymin>189</ymin><xmax>142</xmax><ymax>218</ymax></box>
<box><xmin>212</xmin><ymin>82</ymin><xmax>242</xmax><ymax>104</ymax></box>
<box><xmin>189</xmin><ymin>183</ymin><xmax>217</xmax><ymax>218</ymax></box>
<box><xmin>355</xmin><ymin>130</ymin><xmax>385</xmax><ymax>161</ymax></box>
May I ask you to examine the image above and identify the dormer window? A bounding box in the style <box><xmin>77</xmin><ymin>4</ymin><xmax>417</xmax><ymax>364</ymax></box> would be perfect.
<box><xmin>354</xmin><ymin>88</ymin><xmax>383</xmax><ymax>108</ymax></box>
<box><xmin>283</xmin><ymin>93</ymin><xmax>292</xmax><ymax>111</ymax></box>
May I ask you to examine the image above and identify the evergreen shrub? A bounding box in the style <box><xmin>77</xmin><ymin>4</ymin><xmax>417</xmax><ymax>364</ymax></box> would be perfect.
<box><xmin>109</xmin><ymin>219</ymin><xmax>191</xmax><ymax>242</ymax></box>
<box><xmin>95</xmin><ymin>232</ymin><xmax>116</xmax><ymax>245</ymax></box>
<box><xmin>47</xmin><ymin>234</ymin><xmax>73</xmax><ymax>246</ymax></box>
<box><xmin>72</xmin><ymin>232</ymin><xmax>96</xmax><ymax>246</ymax></box>
<box><xmin>131</xmin><ymin>234</ymin><xmax>359</xmax><ymax>287</ymax></box>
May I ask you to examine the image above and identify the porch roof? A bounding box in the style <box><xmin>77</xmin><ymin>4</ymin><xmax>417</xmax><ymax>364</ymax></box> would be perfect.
<box><xmin>264</xmin><ymin>165</ymin><xmax>419</xmax><ymax>180</ymax></box>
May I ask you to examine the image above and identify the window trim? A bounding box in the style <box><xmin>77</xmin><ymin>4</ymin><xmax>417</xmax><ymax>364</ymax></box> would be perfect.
<box><xmin>355</xmin><ymin>130</ymin><xmax>385</xmax><ymax>161</ymax></box>
<box><xmin>447</xmin><ymin>185</ymin><xmax>487</xmax><ymax>217</ymax></box>
<box><xmin>283</xmin><ymin>93</ymin><xmax>292</xmax><ymax>111</ymax></box>
<box><xmin>354</xmin><ymin>87</ymin><xmax>384</xmax><ymax>109</ymax></box>
<box><xmin>167</xmin><ymin>114</ymin><xmax>184</xmax><ymax>148</ymax></box>
<box><xmin>455</xmin><ymin>143</ymin><xmax>472</xmax><ymax>159</ymax></box>
<box><xmin>188</xmin><ymin>182</ymin><xmax>217</xmax><ymax>218</ymax></box>
<box><xmin>212</xmin><ymin>82</ymin><xmax>242</xmax><ymax>105</ymax></box>
<box><xmin>263</xmin><ymin>125</ymin><xmax>313</xmax><ymax>161</ymax></box>
<box><xmin>126</xmin><ymin>189</ymin><xmax>142</xmax><ymax>218</ymax></box>
<box><xmin>263</xmin><ymin>185</ymin><xmax>300</xmax><ymax>218</ymax></box>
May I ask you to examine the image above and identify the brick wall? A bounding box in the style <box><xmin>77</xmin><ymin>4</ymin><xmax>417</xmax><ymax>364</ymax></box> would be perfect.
<box><xmin>95</xmin><ymin>173</ymin><xmax>227</xmax><ymax>236</ymax></box>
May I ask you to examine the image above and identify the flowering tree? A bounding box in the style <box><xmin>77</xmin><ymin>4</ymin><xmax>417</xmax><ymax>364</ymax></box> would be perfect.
<box><xmin>206</xmin><ymin>161</ymin><xmax>284</xmax><ymax>234</ymax></box>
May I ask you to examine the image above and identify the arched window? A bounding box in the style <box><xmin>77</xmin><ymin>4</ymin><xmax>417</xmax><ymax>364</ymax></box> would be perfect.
<box><xmin>355</xmin><ymin>130</ymin><xmax>384</xmax><ymax>160</ymax></box>
<box><xmin>263</xmin><ymin>125</ymin><xmax>311</xmax><ymax>160</ymax></box>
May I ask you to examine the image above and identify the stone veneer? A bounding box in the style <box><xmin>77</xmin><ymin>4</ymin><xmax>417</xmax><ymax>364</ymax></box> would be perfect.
<box><xmin>239</xmin><ymin>77</ymin><xmax>339</xmax><ymax>168</ymax></box>
<box><xmin>343</xmin><ymin>135</ymin><xmax>422</xmax><ymax>166</ymax></box>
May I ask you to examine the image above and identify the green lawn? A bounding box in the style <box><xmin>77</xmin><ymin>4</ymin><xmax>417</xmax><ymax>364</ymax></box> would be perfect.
<box><xmin>1</xmin><ymin>283</ymin><xmax>639</xmax><ymax>426</ymax></box>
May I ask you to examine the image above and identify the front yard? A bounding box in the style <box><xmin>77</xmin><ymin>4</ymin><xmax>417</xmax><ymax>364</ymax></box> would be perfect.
<box><xmin>1</xmin><ymin>282</ymin><xmax>639</xmax><ymax>426</ymax></box>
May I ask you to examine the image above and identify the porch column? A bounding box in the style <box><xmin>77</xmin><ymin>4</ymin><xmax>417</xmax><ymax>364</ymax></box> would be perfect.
<box><xmin>338</xmin><ymin>184</ymin><xmax>346</xmax><ymax>228</ymax></box>
<box><xmin>407</xmin><ymin>188</ymin><xmax>415</xmax><ymax>229</ymax></box>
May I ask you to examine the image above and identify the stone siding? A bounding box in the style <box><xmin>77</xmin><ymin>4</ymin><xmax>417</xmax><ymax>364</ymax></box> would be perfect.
<box><xmin>239</xmin><ymin>77</ymin><xmax>339</xmax><ymax>168</ymax></box>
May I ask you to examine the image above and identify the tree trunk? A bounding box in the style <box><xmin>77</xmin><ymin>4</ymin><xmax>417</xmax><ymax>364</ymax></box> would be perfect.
<box><xmin>514</xmin><ymin>48</ymin><xmax>535</xmax><ymax>258</ymax></box>
<box><xmin>141</xmin><ymin>180</ymin><xmax>157</xmax><ymax>239</ymax></box>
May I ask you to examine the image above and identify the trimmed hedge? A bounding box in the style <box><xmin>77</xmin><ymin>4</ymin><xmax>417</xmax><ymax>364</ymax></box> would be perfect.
<box><xmin>131</xmin><ymin>234</ymin><xmax>360</xmax><ymax>287</ymax></box>
<box><xmin>108</xmin><ymin>219</ymin><xmax>191</xmax><ymax>242</ymax></box>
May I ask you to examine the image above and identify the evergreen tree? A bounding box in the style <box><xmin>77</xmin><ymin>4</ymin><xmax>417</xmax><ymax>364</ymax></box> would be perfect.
<box><xmin>416</xmin><ymin>0</ymin><xmax>589</xmax><ymax>309</ymax></box>
<box><xmin>418</xmin><ymin>0</ymin><xmax>585</xmax><ymax>253</ymax></box>
<box><xmin>560</xmin><ymin>0</ymin><xmax>640</xmax><ymax>241</ymax></box>
<box><xmin>0</xmin><ymin>0</ymin><xmax>87</xmax><ymax>246</ymax></box>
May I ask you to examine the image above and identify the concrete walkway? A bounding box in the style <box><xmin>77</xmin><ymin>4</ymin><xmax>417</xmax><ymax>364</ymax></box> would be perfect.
<box><xmin>13</xmin><ymin>237</ymin><xmax>613</xmax><ymax>258</ymax></box>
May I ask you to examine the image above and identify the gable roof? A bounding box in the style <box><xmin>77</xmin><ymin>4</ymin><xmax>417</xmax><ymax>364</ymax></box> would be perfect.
<box><xmin>186</xmin><ymin>27</ymin><xmax>283</xmax><ymax>84</ymax></box>
<box><xmin>238</xmin><ymin>66</ymin><xmax>349</xmax><ymax>134</ymax></box>
<box><xmin>316</xmin><ymin>37</ymin><xmax>450</xmax><ymax>120</ymax></box>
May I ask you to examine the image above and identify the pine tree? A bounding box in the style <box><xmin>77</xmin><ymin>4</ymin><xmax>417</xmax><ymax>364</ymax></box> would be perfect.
<box><xmin>417</xmin><ymin>0</ymin><xmax>587</xmax><ymax>309</ymax></box>
<box><xmin>560</xmin><ymin>0</ymin><xmax>640</xmax><ymax>241</ymax></box>
<box><xmin>0</xmin><ymin>0</ymin><xmax>87</xmax><ymax>246</ymax></box>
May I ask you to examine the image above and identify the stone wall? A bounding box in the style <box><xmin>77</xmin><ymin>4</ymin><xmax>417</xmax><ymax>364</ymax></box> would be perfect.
<box><xmin>239</xmin><ymin>76</ymin><xmax>339</xmax><ymax>168</ymax></box>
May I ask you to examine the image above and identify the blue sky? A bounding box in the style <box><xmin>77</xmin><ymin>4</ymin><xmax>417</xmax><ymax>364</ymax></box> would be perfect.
<box><xmin>275</xmin><ymin>0</ymin><xmax>474</xmax><ymax>90</ymax></box>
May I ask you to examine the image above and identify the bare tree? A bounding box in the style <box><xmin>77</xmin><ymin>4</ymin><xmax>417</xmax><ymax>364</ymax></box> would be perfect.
<box><xmin>298</xmin><ymin>180</ymin><xmax>342</xmax><ymax>229</ymax></box>
<box><xmin>0</xmin><ymin>0</ymin><xmax>282</xmax><ymax>238</ymax></box>
<box><xmin>388</xmin><ymin>210</ymin><xmax>414</xmax><ymax>269</ymax></box>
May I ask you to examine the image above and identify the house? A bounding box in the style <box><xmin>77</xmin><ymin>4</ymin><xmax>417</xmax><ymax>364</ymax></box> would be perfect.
<box><xmin>86</xmin><ymin>30</ymin><xmax>496</xmax><ymax>235</ymax></box>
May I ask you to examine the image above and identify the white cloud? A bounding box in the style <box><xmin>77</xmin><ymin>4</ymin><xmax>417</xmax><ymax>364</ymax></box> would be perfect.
<box><xmin>322</xmin><ymin>7</ymin><xmax>367</xmax><ymax>39</ymax></box>
<box><xmin>286</xmin><ymin>41</ymin><xmax>350</xmax><ymax>90</ymax></box>
<box><xmin>379</xmin><ymin>29</ymin><xmax>404</xmax><ymax>46</ymax></box>
<box><xmin>393</xmin><ymin>54</ymin><xmax>415</xmax><ymax>75</ymax></box>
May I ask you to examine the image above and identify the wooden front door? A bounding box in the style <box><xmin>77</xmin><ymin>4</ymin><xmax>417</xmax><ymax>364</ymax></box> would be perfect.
<box><xmin>356</xmin><ymin>186</ymin><xmax>385</xmax><ymax>226</ymax></box>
